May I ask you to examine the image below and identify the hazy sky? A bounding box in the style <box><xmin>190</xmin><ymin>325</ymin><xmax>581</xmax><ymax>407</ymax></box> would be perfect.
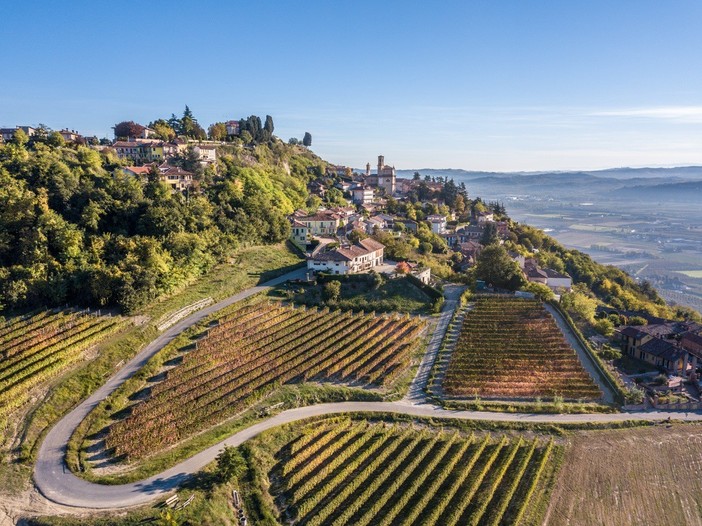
<box><xmin>2</xmin><ymin>1</ymin><xmax>702</xmax><ymax>171</ymax></box>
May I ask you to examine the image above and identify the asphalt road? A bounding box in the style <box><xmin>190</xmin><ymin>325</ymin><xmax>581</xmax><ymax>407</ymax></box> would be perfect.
<box><xmin>33</xmin><ymin>267</ymin><xmax>306</xmax><ymax>509</ymax></box>
<box><xmin>32</xmin><ymin>275</ymin><xmax>702</xmax><ymax>510</ymax></box>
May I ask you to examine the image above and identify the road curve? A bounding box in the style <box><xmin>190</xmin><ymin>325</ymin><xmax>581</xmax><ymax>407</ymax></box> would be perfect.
<box><xmin>33</xmin><ymin>267</ymin><xmax>306</xmax><ymax>509</ymax></box>
<box><xmin>33</xmin><ymin>273</ymin><xmax>702</xmax><ymax>510</ymax></box>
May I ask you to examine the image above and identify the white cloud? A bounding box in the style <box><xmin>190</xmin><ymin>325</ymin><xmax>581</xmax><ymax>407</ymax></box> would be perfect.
<box><xmin>590</xmin><ymin>106</ymin><xmax>702</xmax><ymax>123</ymax></box>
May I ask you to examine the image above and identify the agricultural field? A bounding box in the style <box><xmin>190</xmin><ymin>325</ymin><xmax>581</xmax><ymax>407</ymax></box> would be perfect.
<box><xmin>546</xmin><ymin>424</ymin><xmax>702</xmax><ymax>526</ymax></box>
<box><xmin>0</xmin><ymin>309</ymin><xmax>128</xmax><ymax>423</ymax></box>
<box><xmin>443</xmin><ymin>297</ymin><xmax>601</xmax><ymax>400</ymax></box>
<box><xmin>262</xmin><ymin>418</ymin><xmax>558</xmax><ymax>526</ymax></box>
<box><xmin>105</xmin><ymin>302</ymin><xmax>426</xmax><ymax>460</ymax></box>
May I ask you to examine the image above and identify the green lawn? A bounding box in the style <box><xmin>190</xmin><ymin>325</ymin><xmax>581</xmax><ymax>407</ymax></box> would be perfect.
<box><xmin>146</xmin><ymin>242</ymin><xmax>304</xmax><ymax>323</ymax></box>
<box><xmin>287</xmin><ymin>276</ymin><xmax>433</xmax><ymax>314</ymax></box>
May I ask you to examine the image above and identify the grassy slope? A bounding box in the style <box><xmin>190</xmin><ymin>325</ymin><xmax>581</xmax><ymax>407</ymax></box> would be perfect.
<box><xmin>286</xmin><ymin>276</ymin><xmax>433</xmax><ymax>314</ymax></box>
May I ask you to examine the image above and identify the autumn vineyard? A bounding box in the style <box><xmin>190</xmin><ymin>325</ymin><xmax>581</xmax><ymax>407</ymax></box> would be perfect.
<box><xmin>443</xmin><ymin>297</ymin><xmax>602</xmax><ymax>400</ymax></box>
<box><xmin>105</xmin><ymin>301</ymin><xmax>426</xmax><ymax>460</ymax></box>
<box><xmin>270</xmin><ymin>419</ymin><xmax>557</xmax><ymax>526</ymax></box>
<box><xmin>0</xmin><ymin>309</ymin><xmax>127</xmax><ymax>421</ymax></box>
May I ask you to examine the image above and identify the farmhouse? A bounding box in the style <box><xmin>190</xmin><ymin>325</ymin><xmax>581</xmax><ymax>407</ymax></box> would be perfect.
<box><xmin>293</xmin><ymin>211</ymin><xmax>341</xmax><ymax>236</ymax></box>
<box><xmin>307</xmin><ymin>238</ymin><xmax>385</xmax><ymax>275</ymax></box>
<box><xmin>618</xmin><ymin>322</ymin><xmax>702</xmax><ymax>375</ymax></box>
<box><xmin>158</xmin><ymin>164</ymin><xmax>194</xmax><ymax>192</ymax></box>
<box><xmin>522</xmin><ymin>259</ymin><xmax>572</xmax><ymax>292</ymax></box>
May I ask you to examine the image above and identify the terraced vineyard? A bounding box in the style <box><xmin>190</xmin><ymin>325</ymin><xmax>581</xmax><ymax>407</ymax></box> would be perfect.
<box><xmin>0</xmin><ymin>310</ymin><xmax>127</xmax><ymax>420</ymax></box>
<box><xmin>443</xmin><ymin>297</ymin><xmax>601</xmax><ymax>400</ymax></box>
<box><xmin>271</xmin><ymin>420</ymin><xmax>556</xmax><ymax>526</ymax></box>
<box><xmin>106</xmin><ymin>302</ymin><xmax>426</xmax><ymax>460</ymax></box>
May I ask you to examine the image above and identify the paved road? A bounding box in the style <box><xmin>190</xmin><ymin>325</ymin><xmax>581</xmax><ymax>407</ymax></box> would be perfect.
<box><xmin>404</xmin><ymin>284</ymin><xmax>465</xmax><ymax>403</ymax></box>
<box><xmin>543</xmin><ymin>303</ymin><xmax>616</xmax><ymax>404</ymax></box>
<box><xmin>33</xmin><ymin>267</ymin><xmax>306</xmax><ymax>509</ymax></box>
<box><xmin>33</xmin><ymin>276</ymin><xmax>702</xmax><ymax>510</ymax></box>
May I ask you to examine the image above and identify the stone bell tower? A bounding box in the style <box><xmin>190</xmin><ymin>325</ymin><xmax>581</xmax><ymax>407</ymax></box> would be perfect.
<box><xmin>377</xmin><ymin>154</ymin><xmax>395</xmax><ymax>195</ymax></box>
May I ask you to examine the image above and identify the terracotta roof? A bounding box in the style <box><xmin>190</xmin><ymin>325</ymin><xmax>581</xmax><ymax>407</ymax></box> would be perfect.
<box><xmin>358</xmin><ymin>238</ymin><xmax>385</xmax><ymax>252</ymax></box>
<box><xmin>310</xmin><ymin>238</ymin><xmax>384</xmax><ymax>263</ymax></box>
<box><xmin>299</xmin><ymin>212</ymin><xmax>340</xmax><ymax>222</ymax></box>
<box><xmin>123</xmin><ymin>166</ymin><xmax>153</xmax><ymax>175</ymax></box>
<box><xmin>639</xmin><ymin>338</ymin><xmax>685</xmax><ymax>361</ymax></box>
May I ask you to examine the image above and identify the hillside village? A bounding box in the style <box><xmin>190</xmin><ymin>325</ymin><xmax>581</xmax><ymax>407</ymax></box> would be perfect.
<box><xmin>3</xmin><ymin>118</ymin><xmax>702</xmax><ymax>402</ymax></box>
<box><xmin>3</xmin><ymin>114</ymin><xmax>702</xmax><ymax>526</ymax></box>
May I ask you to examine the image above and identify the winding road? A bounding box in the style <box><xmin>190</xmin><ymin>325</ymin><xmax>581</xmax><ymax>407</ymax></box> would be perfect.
<box><xmin>33</xmin><ymin>272</ymin><xmax>702</xmax><ymax>510</ymax></box>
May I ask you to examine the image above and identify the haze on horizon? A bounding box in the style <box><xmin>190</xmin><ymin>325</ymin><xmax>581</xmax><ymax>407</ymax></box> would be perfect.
<box><xmin>2</xmin><ymin>1</ymin><xmax>702</xmax><ymax>172</ymax></box>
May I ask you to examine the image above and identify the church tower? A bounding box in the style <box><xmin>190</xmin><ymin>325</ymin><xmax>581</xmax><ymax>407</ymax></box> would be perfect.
<box><xmin>377</xmin><ymin>154</ymin><xmax>395</xmax><ymax>195</ymax></box>
<box><xmin>366</xmin><ymin>162</ymin><xmax>371</xmax><ymax>177</ymax></box>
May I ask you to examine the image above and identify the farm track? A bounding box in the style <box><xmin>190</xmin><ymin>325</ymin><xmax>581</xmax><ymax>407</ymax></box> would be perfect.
<box><xmin>32</xmin><ymin>274</ymin><xmax>702</xmax><ymax>511</ymax></box>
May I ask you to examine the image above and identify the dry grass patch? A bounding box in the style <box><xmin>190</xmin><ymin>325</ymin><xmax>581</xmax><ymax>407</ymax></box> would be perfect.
<box><xmin>546</xmin><ymin>424</ymin><xmax>702</xmax><ymax>526</ymax></box>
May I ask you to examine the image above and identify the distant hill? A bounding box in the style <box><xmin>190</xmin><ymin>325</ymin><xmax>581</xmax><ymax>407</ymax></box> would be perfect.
<box><xmin>612</xmin><ymin>180</ymin><xmax>702</xmax><ymax>203</ymax></box>
<box><xmin>397</xmin><ymin>166</ymin><xmax>702</xmax><ymax>181</ymax></box>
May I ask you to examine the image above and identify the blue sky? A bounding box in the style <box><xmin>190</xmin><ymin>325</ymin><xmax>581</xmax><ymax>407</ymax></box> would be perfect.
<box><xmin>2</xmin><ymin>1</ymin><xmax>702</xmax><ymax>171</ymax></box>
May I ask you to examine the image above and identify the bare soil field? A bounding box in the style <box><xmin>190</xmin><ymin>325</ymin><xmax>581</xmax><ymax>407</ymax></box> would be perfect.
<box><xmin>545</xmin><ymin>424</ymin><xmax>702</xmax><ymax>526</ymax></box>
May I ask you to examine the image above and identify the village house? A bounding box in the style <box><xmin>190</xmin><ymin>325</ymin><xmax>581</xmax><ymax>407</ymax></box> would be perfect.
<box><xmin>617</xmin><ymin>322</ymin><xmax>702</xmax><ymax>375</ymax></box>
<box><xmin>192</xmin><ymin>144</ymin><xmax>217</xmax><ymax>164</ymax></box>
<box><xmin>351</xmin><ymin>185</ymin><xmax>374</xmax><ymax>205</ymax></box>
<box><xmin>477</xmin><ymin>211</ymin><xmax>494</xmax><ymax>224</ymax></box>
<box><xmin>293</xmin><ymin>211</ymin><xmax>341</xmax><ymax>236</ymax></box>
<box><xmin>1</xmin><ymin>126</ymin><xmax>36</xmax><ymax>142</ymax></box>
<box><xmin>158</xmin><ymin>164</ymin><xmax>194</xmax><ymax>192</ymax></box>
<box><xmin>120</xmin><ymin>165</ymin><xmax>153</xmax><ymax>178</ymax></box>
<box><xmin>58</xmin><ymin>129</ymin><xmax>82</xmax><ymax>142</ymax></box>
<box><xmin>307</xmin><ymin>238</ymin><xmax>385</xmax><ymax>275</ymax></box>
<box><xmin>521</xmin><ymin>258</ymin><xmax>573</xmax><ymax>292</ymax></box>
<box><xmin>427</xmin><ymin>214</ymin><xmax>447</xmax><ymax>234</ymax></box>
<box><xmin>225</xmin><ymin>120</ymin><xmax>240</xmax><ymax>137</ymax></box>
<box><xmin>290</xmin><ymin>220</ymin><xmax>309</xmax><ymax>249</ymax></box>
<box><xmin>398</xmin><ymin>219</ymin><xmax>419</xmax><ymax>233</ymax></box>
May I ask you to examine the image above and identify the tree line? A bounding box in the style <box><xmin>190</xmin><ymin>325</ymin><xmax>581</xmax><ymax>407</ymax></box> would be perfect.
<box><xmin>0</xmin><ymin>132</ymin><xmax>324</xmax><ymax>313</ymax></box>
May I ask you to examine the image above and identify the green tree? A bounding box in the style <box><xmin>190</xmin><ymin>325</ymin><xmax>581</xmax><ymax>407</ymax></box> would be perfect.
<box><xmin>149</xmin><ymin>119</ymin><xmax>177</xmax><ymax>141</ymax></box>
<box><xmin>303</xmin><ymin>132</ymin><xmax>312</xmax><ymax>147</ymax></box>
<box><xmin>628</xmin><ymin>315</ymin><xmax>648</xmax><ymax>326</ymax></box>
<box><xmin>475</xmin><ymin>244</ymin><xmax>525</xmax><ymax>290</ymax></box>
<box><xmin>594</xmin><ymin>318</ymin><xmax>615</xmax><ymax>336</ymax></box>
<box><xmin>215</xmin><ymin>445</ymin><xmax>246</xmax><ymax>483</ymax></box>
<box><xmin>348</xmin><ymin>229</ymin><xmax>368</xmax><ymax>243</ymax></box>
<box><xmin>264</xmin><ymin>115</ymin><xmax>274</xmax><ymax>138</ymax></box>
<box><xmin>208</xmin><ymin>122</ymin><xmax>227</xmax><ymax>141</ymax></box>
<box><xmin>523</xmin><ymin>282</ymin><xmax>555</xmax><ymax>301</ymax></box>
<box><xmin>323</xmin><ymin>280</ymin><xmax>341</xmax><ymax>302</ymax></box>
<box><xmin>480</xmin><ymin>222</ymin><xmax>499</xmax><ymax>246</ymax></box>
